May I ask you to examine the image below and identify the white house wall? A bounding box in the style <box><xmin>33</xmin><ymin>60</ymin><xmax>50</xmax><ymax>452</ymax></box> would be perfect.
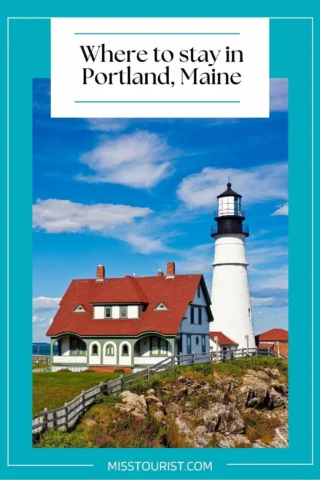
<box><xmin>102</xmin><ymin>341</ymin><xmax>117</xmax><ymax>365</ymax></box>
<box><xmin>53</xmin><ymin>355</ymin><xmax>87</xmax><ymax>364</ymax></box>
<box><xmin>119</xmin><ymin>341</ymin><xmax>131</xmax><ymax>366</ymax></box>
<box><xmin>89</xmin><ymin>341</ymin><xmax>101</xmax><ymax>365</ymax></box>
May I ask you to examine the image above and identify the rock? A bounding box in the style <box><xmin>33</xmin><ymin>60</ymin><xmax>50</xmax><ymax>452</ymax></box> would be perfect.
<box><xmin>145</xmin><ymin>394</ymin><xmax>160</xmax><ymax>405</ymax></box>
<box><xmin>270</xmin><ymin>424</ymin><xmax>288</xmax><ymax>448</ymax></box>
<box><xmin>269</xmin><ymin>387</ymin><xmax>285</xmax><ymax>408</ymax></box>
<box><xmin>218</xmin><ymin>434</ymin><xmax>251</xmax><ymax>448</ymax></box>
<box><xmin>270</xmin><ymin>382</ymin><xmax>288</xmax><ymax>395</ymax></box>
<box><xmin>236</xmin><ymin>374</ymin><xmax>270</xmax><ymax>409</ymax></box>
<box><xmin>203</xmin><ymin>403</ymin><xmax>244</xmax><ymax>435</ymax></box>
<box><xmin>194</xmin><ymin>426</ymin><xmax>213</xmax><ymax>447</ymax></box>
<box><xmin>116</xmin><ymin>391</ymin><xmax>147</xmax><ymax>417</ymax></box>
<box><xmin>120</xmin><ymin>391</ymin><xmax>147</xmax><ymax>410</ymax></box>
<box><xmin>246</xmin><ymin>369</ymin><xmax>269</xmax><ymax>380</ymax></box>
<box><xmin>264</xmin><ymin>368</ymin><xmax>281</xmax><ymax>379</ymax></box>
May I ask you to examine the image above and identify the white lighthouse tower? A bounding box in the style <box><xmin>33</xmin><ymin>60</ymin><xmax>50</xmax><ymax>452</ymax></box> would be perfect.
<box><xmin>210</xmin><ymin>182</ymin><xmax>255</xmax><ymax>350</ymax></box>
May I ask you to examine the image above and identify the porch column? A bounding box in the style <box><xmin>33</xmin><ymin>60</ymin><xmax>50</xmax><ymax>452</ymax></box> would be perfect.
<box><xmin>168</xmin><ymin>337</ymin><xmax>176</xmax><ymax>356</ymax></box>
<box><xmin>50</xmin><ymin>338</ymin><xmax>55</xmax><ymax>369</ymax></box>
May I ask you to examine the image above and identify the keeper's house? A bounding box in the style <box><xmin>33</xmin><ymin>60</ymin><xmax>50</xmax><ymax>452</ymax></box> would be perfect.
<box><xmin>46</xmin><ymin>262</ymin><xmax>213</xmax><ymax>372</ymax></box>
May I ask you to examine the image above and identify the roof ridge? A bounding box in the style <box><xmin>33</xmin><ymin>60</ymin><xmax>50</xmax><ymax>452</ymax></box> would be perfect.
<box><xmin>125</xmin><ymin>276</ymin><xmax>148</xmax><ymax>303</ymax></box>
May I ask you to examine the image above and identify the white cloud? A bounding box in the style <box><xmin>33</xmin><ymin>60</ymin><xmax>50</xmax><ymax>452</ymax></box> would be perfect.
<box><xmin>251</xmin><ymin>297</ymin><xmax>275</xmax><ymax>307</ymax></box>
<box><xmin>123</xmin><ymin>233</ymin><xmax>172</xmax><ymax>255</ymax></box>
<box><xmin>252</xmin><ymin>265</ymin><xmax>288</xmax><ymax>290</ymax></box>
<box><xmin>177</xmin><ymin>163</ymin><xmax>288</xmax><ymax>209</ymax></box>
<box><xmin>33</xmin><ymin>199</ymin><xmax>152</xmax><ymax>234</ymax></box>
<box><xmin>247</xmin><ymin>244</ymin><xmax>288</xmax><ymax>267</ymax></box>
<box><xmin>86</xmin><ymin>118</ymin><xmax>128</xmax><ymax>133</ymax></box>
<box><xmin>272</xmin><ymin>203</ymin><xmax>288</xmax><ymax>216</ymax></box>
<box><xmin>270</xmin><ymin>78</ymin><xmax>288</xmax><ymax>112</ymax></box>
<box><xmin>76</xmin><ymin>130</ymin><xmax>177</xmax><ymax>189</ymax></box>
<box><xmin>33</xmin><ymin>297</ymin><xmax>61</xmax><ymax>310</ymax></box>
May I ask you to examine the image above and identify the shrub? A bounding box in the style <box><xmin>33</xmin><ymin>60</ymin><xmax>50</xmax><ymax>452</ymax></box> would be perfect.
<box><xmin>244</xmin><ymin>410</ymin><xmax>281</xmax><ymax>445</ymax></box>
<box><xmin>34</xmin><ymin>428</ymin><xmax>88</xmax><ymax>448</ymax></box>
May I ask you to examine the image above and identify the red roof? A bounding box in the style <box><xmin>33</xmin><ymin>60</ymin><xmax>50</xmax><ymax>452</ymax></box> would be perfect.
<box><xmin>257</xmin><ymin>343</ymin><xmax>275</xmax><ymax>349</ymax></box>
<box><xmin>210</xmin><ymin>331</ymin><xmax>238</xmax><ymax>346</ymax></box>
<box><xmin>47</xmin><ymin>274</ymin><xmax>211</xmax><ymax>337</ymax></box>
<box><xmin>255</xmin><ymin>328</ymin><xmax>288</xmax><ymax>342</ymax></box>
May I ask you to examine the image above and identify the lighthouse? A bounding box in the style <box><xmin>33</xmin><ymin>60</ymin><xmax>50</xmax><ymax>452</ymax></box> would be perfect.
<box><xmin>210</xmin><ymin>182</ymin><xmax>255</xmax><ymax>350</ymax></box>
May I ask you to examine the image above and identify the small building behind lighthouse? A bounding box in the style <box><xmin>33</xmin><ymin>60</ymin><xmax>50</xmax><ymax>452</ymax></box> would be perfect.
<box><xmin>209</xmin><ymin>182</ymin><xmax>255</xmax><ymax>351</ymax></box>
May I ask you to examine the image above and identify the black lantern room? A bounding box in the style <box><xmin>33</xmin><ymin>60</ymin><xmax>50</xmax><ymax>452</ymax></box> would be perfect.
<box><xmin>211</xmin><ymin>182</ymin><xmax>249</xmax><ymax>238</ymax></box>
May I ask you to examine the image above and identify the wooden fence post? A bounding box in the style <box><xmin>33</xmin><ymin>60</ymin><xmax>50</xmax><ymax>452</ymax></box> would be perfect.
<box><xmin>64</xmin><ymin>402</ymin><xmax>68</xmax><ymax>430</ymax></box>
<box><xmin>81</xmin><ymin>390</ymin><xmax>85</xmax><ymax>411</ymax></box>
<box><xmin>44</xmin><ymin>407</ymin><xmax>48</xmax><ymax>433</ymax></box>
<box><xmin>147</xmin><ymin>367</ymin><xmax>150</xmax><ymax>382</ymax></box>
<box><xmin>120</xmin><ymin>375</ymin><xmax>124</xmax><ymax>392</ymax></box>
<box><xmin>192</xmin><ymin>353</ymin><xmax>196</xmax><ymax>364</ymax></box>
<box><xmin>242</xmin><ymin>348</ymin><xmax>245</xmax><ymax>358</ymax></box>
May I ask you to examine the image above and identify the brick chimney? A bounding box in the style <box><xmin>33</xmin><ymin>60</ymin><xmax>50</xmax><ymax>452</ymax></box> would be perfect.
<box><xmin>158</xmin><ymin>269</ymin><xmax>164</xmax><ymax>277</ymax></box>
<box><xmin>166</xmin><ymin>262</ymin><xmax>175</xmax><ymax>278</ymax></box>
<box><xmin>96</xmin><ymin>265</ymin><xmax>105</xmax><ymax>282</ymax></box>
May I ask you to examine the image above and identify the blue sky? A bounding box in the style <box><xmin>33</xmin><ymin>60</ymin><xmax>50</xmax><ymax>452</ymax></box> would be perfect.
<box><xmin>32</xmin><ymin>78</ymin><xmax>288</xmax><ymax>342</ymax></box>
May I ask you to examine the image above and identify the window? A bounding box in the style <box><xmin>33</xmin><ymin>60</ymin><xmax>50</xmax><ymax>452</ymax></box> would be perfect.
<box><xmin>198</xmin><ymin>307</ymin><xmax>202</xmax><ymax>325</ymax></box>
<box><xmin>122</xmin><ymin>344</ymin><xmax>129</xmax><ymax>356</ymax></box>
<box><xmin>154</xmin><ymin>302</ymin><xmax>168</xmax><ymax>311</ymax></box>
<box><xmin>91</xmin><ymin>344</ymin><xmax>98</xmax><ymax>356</ymax></box>
<box><xmin>197</xmin><ymin>285</ymin><xmax>201</xmax><ymax>298</ymax></box>
<box><xmin>70</xmin><ymin>336</ymin><xmax>86</xmax><ymax>355</ymax></box>
<box><xmin>151</xmin><ymin>337</ymin><xmax>159</xmax><ymax>354</ymax></box>
<box><xmin>120</xmin><ymin>306</ymin><xmax>128</xmax><ymax>318</ymax></box>
<box><xmin>105</xmin><ymin>344</ymin><xmax>114</xmax><ymax>356</ymax></box>
<box><xmin>187</xmin><ymin>335</ymin><xmax>191</xmax><ymax>354</ymax></box>
<box><xmin>190</xmin><ymin>307</ymin><xmax>194</xmax><ymax>324</ymax></box>
<box><xmin>105</xmin><ymin>307</ymin><xmax>112</xmax><ymax>318</ymax></box>
<box><xmin>160</xmin><ymin>338</ymin><xmax>167</xmax><ymax>355</ymax></box>
<box><xmin>134</xmin><ymin>342</ymin><xmax>140</xmax><ymax>357</ymax></box>
<box><xmin>195</xmin><ymin>336</ymin><xmax>199</xmax><ymax>345</ymax></box>
<box><xmin>74</xmin><ymin>304</ymin><xmax>86</xmax><ymax>313</ymax></box>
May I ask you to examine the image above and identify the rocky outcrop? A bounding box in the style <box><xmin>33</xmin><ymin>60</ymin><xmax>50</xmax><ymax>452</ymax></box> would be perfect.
<box><xmin>114</xmin><ymin>366</ymin><xmax>288</xmax><ymax>448</ymax></box>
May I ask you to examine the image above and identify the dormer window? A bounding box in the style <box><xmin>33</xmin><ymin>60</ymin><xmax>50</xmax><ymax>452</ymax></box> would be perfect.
<box><xmin>73</xmin><ymin>304</ymin><xmax>86</xmax><ymax>313</ymax></box>
<box><xmin>154</xmin><ymin>302</ymin><xmax>168</xmax><ymax>311</ymax></box>
<box><xmin>105</xmin><ymin>307</ymin><xmax>112</xmax><ymax>318</ymax></box>
<box><xmin>120</xmin><ymin>306</ymin><xmax>128</xmax><ymax>318</ymax></box>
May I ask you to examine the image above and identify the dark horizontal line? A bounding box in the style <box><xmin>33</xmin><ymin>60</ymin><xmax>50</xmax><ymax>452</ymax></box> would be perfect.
<box><xmin>74</xmin><ymin>100</ymin><xmax>240</xmax><ymax>104</ymax></box>
<box><xmin>74</xmin><ymin>32</ymin><xmax>240</xmax><ymax>35</ymax></box>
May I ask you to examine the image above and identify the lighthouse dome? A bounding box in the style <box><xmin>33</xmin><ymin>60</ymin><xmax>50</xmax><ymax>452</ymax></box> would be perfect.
<box><xmin>217</xmin><ymin>182</ymin><xmax>242</xmax><ymax>198</ymax></box>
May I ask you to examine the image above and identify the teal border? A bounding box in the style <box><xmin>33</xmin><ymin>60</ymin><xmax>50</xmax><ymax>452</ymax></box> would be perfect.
<box><xmin>1</xmin><ymin>4</ymin><xmax>317</xmax><ymax>480</ymax></box>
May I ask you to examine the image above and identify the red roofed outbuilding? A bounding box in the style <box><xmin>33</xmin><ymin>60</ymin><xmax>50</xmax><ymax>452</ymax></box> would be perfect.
<box><xmin>255</xmin><ymin>328</ymin><xmax>288</xmax><ymax>358</ymax></box>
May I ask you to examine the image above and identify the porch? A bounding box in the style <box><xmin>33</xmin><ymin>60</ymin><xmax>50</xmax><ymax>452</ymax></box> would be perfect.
<box><xmin>133</xmin><ymin>335</ymin><xmax>174</xmax><ymax>367</ymax></box>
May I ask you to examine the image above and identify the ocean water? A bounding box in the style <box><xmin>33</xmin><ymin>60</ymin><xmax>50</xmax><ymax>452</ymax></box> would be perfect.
<box><xmin>32</xmin><ymin>343</ymin><xmax>56</xmax><ymax>355</ymax></box>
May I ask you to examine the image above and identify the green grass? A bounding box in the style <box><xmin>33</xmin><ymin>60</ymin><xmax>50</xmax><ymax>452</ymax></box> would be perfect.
<box><xmin>33</xmin><ymin>371</ymin><xmax>122</xmax><ymax>416</ymax></box>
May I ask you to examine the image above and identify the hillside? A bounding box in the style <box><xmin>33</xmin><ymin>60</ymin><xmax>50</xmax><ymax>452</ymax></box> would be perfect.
<box><xmin>35</xmin><ymin>357</ymin><xmax>288</xmax><ymax>448</ymax></box>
